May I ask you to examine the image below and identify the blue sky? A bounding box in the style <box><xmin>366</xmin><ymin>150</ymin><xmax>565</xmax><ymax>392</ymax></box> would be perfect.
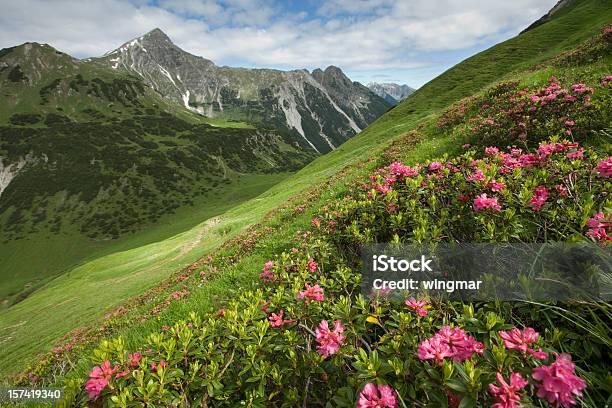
<box><xmin>0</xmin><ymin>0</ymin><xmax>558</xmax><ymax>88</ymax></box>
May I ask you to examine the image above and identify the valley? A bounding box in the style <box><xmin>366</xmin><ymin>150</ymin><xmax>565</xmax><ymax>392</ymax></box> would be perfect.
<box><xmin>0</xmin><ymin>33</ymin><xmax>390</xmax><ymax>307</ymax></box>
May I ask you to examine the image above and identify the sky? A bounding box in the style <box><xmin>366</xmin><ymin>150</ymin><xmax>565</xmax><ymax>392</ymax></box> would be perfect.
<box><xmin>0</xmin><ymin>0</ymin><xmax>558</xmax><ymax>88</ymax></box>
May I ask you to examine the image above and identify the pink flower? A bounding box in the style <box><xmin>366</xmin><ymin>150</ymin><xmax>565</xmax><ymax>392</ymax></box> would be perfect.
<box><xmin>298</xmin><ymin>283</ymin><xmax>325</xmax><ymax>304</ymax></box>
<box><xmin>532</xmin><ymin>354</ymin><xmax>587</xmax><ymax>407</ymax></box>
<box><xmin>128</xmin><ymin>352</ymin><xmax>142</xmax><ymax>367</ymax></box>
<box><xmin>438</xmin><ymin>326</ymin><xmax>485</xmax><ymax>361</ymax></box>
<box><xmin>405</xmin><ymin>298</ymin><xmax>428</xmax><ymax>317</ymax></box>
<box><xmin>528</xmin><ymin>348</ymin><xmax>550</xmax><ymax>360</ymax></box>
<box><xmin>85</xmin><ymin>377</ymin><xmax>107</xmax><ymax>400</ymax></box>
<box><xmin>566</xmin><ymin>149</ymin><xmax>584</xmax><ymax>160</ymax></box>
<box><xmin>555</xmin><ymin>184</ymin><xmax>569</xmax><ymax>198</ymax></box>
<box><xmin>85</xmin><ymin>361</ymin><xmax>117</xmax><ymax>400</ymax></box>
<box><xmin>357</xmin><ymin>383</ymin><xmax>398</xmax><ymax>408</ymax></box>
<box><xmin>307</xmin><ymin>258</ymin><xmax>318</xmax><ymax>273</ymax></box>
<box><xmin>587</xmin><ymin>227</ymin><xmax>611</xmax><ymax>241</ymax></box>
<box><xmin>518</xmin><ymin>154</ymin><xmax>539</xmax><ymax>167</ymax></box>
<box><xmin>489</xmin><ymin>180</ymin><xmax>506</xmax><ymax>192</ymax></box>
<box><xmin>418</xmin><ymin>335</ymin><xmax>453</xmax><ymax>365</ymax></box>
<box><xmin>473</xmin><ymin>193</ymin><xmax>502</xmax><ymax>212</ymax></box>
<box><xmin>418</xmin><ymin>326</ymin><xmax>484</xmax><ymax>365</ymax></box>
<box><xmin>570</xmin><ymin>83</ymin><xmax>593</xmax><ymax>94</ymax></box>
<box><xmin>315</xmin><ymin>320</ymin><xmax>345</xmax><ymax>358</ymax></box>
<box><xmin>564</xmin><ymin>120</ymin><xmax>575</xmax><ymax>126</ymax></box>
<box><xmin>115</xmin><ymin>370</ymin><xmax>130</xmax><ymax>379</ymax></box>
<box><xmin>499</xmin><ymin>327</ymin><xmax>539</xmax><ymax>353</ymax></box>
<box><xmin>466</xmin><ymin>169</ymin><xmax>486</xmax><ymax>182</ymax></box>
<box><xmin>268</xmin><ymin>309</ymin><xmax>295</xmax><ymax>327</ymax></box>
<box><xmin>463</xmin><ymin>143</ymin><xmax>471</xmax><ymax>148</ymax></box>
<box><xmin>485</xmin><ymin>146</ymin><xmax>500</xmax><ymax>156</ymax></box>
<box><xmin>596</xmin><ymin>157</ymin><xmax>612</xmax><ymax>178</ymax></box>
<box><xmin>539</xmin><ymin>143</ymin><xmax>564</xmax><ymax>157</ymax></box>
<box><xmin>530</xmin><ymin>186</ymin><xmax>549</xmax><ymax>212</ymax></box>
<box><xmin>489</xmin><ymin>372</ymin><xmax>528</xmax><ymax>408</ymax></box>
<box><xmin>587</xmin><ymin>212</ymin><xmax>608</xmax><ymax>228</ymax></box>
<box><xmin>260</xmin><ymin>260</ymin><xmax>275</xmax><ymax>282</ymax></box>
<box><xmin>162</xmin><ymin>325</ymin><xmax>169</xmax><ymax>332</ymax></box>
<box><xmin>427</xmin><ymin>162</ymin><xmax>442</xmax><ymax>171</ymax></box>
<box><xmin>428</xmin><ymin>161</ymin><xmax>442</xmax><ymax>171</ymax></box>
<box><xmin>586</xmin><ymin>212</ymin><xmax>611</xmax><ymax>241</ymax></box>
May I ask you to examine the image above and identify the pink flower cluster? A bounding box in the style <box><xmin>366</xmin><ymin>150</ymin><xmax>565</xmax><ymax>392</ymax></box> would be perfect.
<box><xmin>596</xmin><ymin>157</ymin><xmax>612</xmax><ymax>178</ymax></box>
<box><xmin>268</xmin><ymin>309</ymin><xmax>295</xmax><ymax>327</ymax></box>
<box><xmin>418</xmin><ymin>326</ymin><xmax>484</xmax><ymax>365</ymax></box>
<box><xmin>489</xmin><ymin>372</ymin><xmax>528</xmax><ymax>408</ymax></box>
<box><xmin>307</xmin><ymin>257</ymin><xmax>318</xmax><ymax>273</ymax></box>
<box><xmin>85</xmin><ymin>360</ymin><xmax>118</xmax><ymax>400</ymax></box>
<box><xmin>298</xmin><ymin>283</ymin><xmax>325</xmax><ymax>304</ymax></box>
<box><xmin>529</xmin><ymin>186</ymin><xmax>549</xmax><ymax>212</ymax></box>
<box><xmin>532</xmin><ymin>353</ymin><xmax>587</xmax><ymax>407</ymax></box>
<box><xmin>369</xmin><ymin>162</ymin><xmax>419</xmax><ymax>196</ymax></box>
<box><xmin>499</xmin><ymin>327</ymin><xmax>548</xmax><ymax>360</ymax></box>
<box><xmin>586</xmin><ymin>212</ymin><xmax>611</xmax><ymax>241</ymax></box>
<box><xmin>128</xmin><ymin>352</ymin><xmax>141</xmax><ymax>367</ymax></box>
<box><xmin>357</xmin><ymin>383</ymin><xmax>398</xmax><ymax>408</ymax></box>
<box><xmin>473</xmin><ymin>193</ymin><xmax>502</xmax><ymax>212</ymax></box>
<box><xmin>388</xmin><ymin>161</ymin><xmax>419</xmax><ymax>177</ymax></box>
<box><xmin>260</xmin><ymin>260</ymin><xmax>275</xmax><ymax>282</ymax></box>
<box><xmin>405</xmin><ymin>298</ymin><xmax>428</xmax><ymax>317</ymax></box>
<box><xmin>466</xmin><ymin>169</ymin><xmax>486</xmax><ymax>182</ymax></box>
<box><xmin>315</xmin><ymin>320</ymin><xmax>345</xmax><ymax>358</ymax></box>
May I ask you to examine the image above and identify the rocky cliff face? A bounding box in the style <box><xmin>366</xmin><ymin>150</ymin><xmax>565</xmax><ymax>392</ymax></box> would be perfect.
<box><xmin>367</xmin><ymin>82</ymin><xmax>415</xmax><ymax>105</ymax></box>
<box><xmin>98</xmin><ymin>29</ymin><xmax>391</xmax><ymax>153</ymax></box>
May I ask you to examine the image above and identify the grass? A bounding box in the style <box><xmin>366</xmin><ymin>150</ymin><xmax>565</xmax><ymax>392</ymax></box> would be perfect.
<box><xmin>1</xmin><ymin>0</ymin><xmax>609</xmax><ymax>381</ymax></box>
<box><xmin>0</xmin><ymin>172</ymin><xmax>290</xmax><ymax>302</ymax></box>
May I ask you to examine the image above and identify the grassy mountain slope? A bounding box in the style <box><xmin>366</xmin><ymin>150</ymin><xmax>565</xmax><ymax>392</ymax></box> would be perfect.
<box><xmin>45</xmin><ymin>36</ymin><xmax>612</xmax><ymax>405</ymax></box>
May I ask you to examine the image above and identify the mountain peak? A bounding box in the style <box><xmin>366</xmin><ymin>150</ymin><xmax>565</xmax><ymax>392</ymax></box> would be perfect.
<box><xmin>324</xmin><ymin>65</ymin><xmax>343</xmax><ymax>74</ymax></box>
<box><xmin>142</xmin><ymin>28</ymin><xmax>171</xmax><ymax>42</ymax></box>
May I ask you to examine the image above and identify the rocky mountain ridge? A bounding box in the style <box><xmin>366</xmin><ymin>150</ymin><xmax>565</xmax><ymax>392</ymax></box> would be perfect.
<box><xmin>367</xmin><ymin>82</ymin><xmax>415</xmax><ymax>105</ymax></box>
<box><xmin>97</xmin><ymin>28</ymin><xmax>391</xmax><ymax>153</ymax></box>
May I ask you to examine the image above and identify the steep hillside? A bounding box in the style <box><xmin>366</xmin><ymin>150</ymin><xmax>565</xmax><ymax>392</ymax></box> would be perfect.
<box><xmin>97</xmin><ymin>29</ymin><xmax>391</xmax><ymax>153</ymax></box>
<box><xmin>1</xmin><ymin>1</ymin><xmax>610</xmax><ymax>406</ymax></box>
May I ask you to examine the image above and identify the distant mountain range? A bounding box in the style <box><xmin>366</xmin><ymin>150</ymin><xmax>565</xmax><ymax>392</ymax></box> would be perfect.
<box><xmin>367</xmin><ymin>82</ymin><xmax>415</xmax><ymax>105</ymax></box>
<box><xmin>97</xmin><ymin>28</ymin><xmax>390</xmax><ymax>153</ymax></box>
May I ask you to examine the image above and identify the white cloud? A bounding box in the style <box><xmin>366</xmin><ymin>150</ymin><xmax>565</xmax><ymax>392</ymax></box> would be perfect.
<box><xmin>0</xmin><ymin>0</ymin><xmax>558</xmax><ymax>79</ymax></box>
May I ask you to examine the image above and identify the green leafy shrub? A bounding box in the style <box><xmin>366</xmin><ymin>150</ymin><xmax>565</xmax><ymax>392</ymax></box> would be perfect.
<box><xmin>57</xmin><ymin>138</ymin><xmax>610</xmax><ymax>407</ymax></box>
